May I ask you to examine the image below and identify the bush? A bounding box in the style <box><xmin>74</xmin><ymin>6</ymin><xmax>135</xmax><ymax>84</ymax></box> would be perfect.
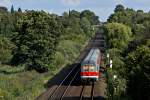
<box><xmin>0</xmin><ymin>36</ymin><xmax>15</xmax><ymax>64</ymax></box>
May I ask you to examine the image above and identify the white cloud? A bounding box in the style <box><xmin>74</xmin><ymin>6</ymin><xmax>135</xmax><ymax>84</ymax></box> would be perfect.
<box><xmin>0</xmin><ymin>0</ymin><xmax>12</xmax><ymax>7</ymax></box>
<box><xmin>62</xmin><ymin>0</ymin><xmax>80</xmax><ymax>6</ymax></box>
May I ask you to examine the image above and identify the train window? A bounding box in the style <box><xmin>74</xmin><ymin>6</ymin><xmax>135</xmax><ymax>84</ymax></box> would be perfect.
<box><xmin>82</xmin><ymin>64</ymin><xmax>95</xmax><ymax>72</ymax></box>
<box><xmin>89</xmin><ymin>66</ymin><xmax>94</xmax><ymax>71</ymax></box>
<box><xmin>83</xmin><ymin>66</ymin><xmax>89</xmax><ymax>71</ymax></box>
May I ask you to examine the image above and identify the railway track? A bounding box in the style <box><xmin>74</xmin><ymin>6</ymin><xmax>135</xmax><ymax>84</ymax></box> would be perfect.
<box><xmin>37</xmin><ymin>32</ymin><xmax>106</xmax><ymax>100</ymax></box>
<box><xmin>79</xmin><ymin>82</ymin><xmax>95</xmax><ymax>100</ymax></box>
<box><xmin>49</xmin><ymin>69</ymin><xmax>80</xmax><ymax>100</ymax></box>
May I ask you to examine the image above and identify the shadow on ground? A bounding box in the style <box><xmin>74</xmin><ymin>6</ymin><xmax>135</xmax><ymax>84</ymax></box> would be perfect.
<box><xmin>44</xmin><ymin>63</ymin><xmax>80</xmax><ymax>88</ymax></box>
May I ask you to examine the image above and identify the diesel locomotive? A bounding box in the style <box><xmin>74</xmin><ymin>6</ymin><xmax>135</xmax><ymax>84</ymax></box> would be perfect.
<box><xmin>80</xmin><ymin>48</ymin><xmax>101</xmax><ymax>81</ymax></box>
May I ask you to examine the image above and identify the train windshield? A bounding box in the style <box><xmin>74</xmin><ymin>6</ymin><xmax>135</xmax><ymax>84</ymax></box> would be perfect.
<box><xmin>82</xmin><ymin>64</ymin><xmax>95</xmax><ymax>72</ymax></box>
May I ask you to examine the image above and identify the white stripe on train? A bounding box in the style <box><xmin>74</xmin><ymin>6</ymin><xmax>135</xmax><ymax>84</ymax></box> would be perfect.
<box><xmin>81</xmin><ymin>76</ymin><xmax>99</xmax><ymax>78</ymax></box>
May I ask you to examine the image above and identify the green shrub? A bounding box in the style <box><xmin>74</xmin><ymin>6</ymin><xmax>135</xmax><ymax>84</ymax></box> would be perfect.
<box><xmin>0</xmin><ymin>36</ymin><xmax>15</xmax><ymax>64</ymax></box>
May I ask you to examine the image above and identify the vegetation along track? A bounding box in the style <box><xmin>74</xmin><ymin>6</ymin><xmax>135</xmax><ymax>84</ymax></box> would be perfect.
<box><xmin>37</xmin><ymin>32</ymin><xmax>106</xmax><ymax>100</ymax></box>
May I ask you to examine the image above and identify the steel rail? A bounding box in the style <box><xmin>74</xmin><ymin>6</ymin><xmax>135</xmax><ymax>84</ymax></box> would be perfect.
<box><xmin>60</xmin><ymin>69</ymin><xmax>80</xmax><ymax>100</ymax></box>
<box><xmin>79</xmin><ymin>82</ymin><xmax>95</xmax><ymax>100</ymax></box>
<box><xmin>79</xmin><ymin>84</ymin><xmax>85</xmax><ymax>100</ymax></box>
<box><xmin>91</xmin><ymin>82</ymin><xmax>95</xmax><ymax>100</ymax></box>
<box><xmin>48</xmin><ymin>64</ymin><xmax>79</xmax><ymax>100</ymax></box>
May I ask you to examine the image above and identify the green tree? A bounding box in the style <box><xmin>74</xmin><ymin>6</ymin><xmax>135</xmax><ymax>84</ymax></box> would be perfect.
<box><xmin>80</xmin><ymin>17</ymin><xmax>92</xmax><ymax>37</ymax></box>
<box><xmin>104</xmin><ymin>22</ymin><xmax>132</xmax><ymax>50</ymax></box>
<box><xmin>108</xmin><ymin>7</ymin><xmax>135</xmax><ymax>26</ymax></box>
<box><xmin>0</xmin><ymin>6</ymin><xmax>8</xmax><ymax>13</ymax></box>
<box><xmin>105</xmin><ymin>5</ymin><xmax>150</xmax><ymax>100</ymax></box>
<box><xmin>114</xmin><ymin>4</ymin><xmax>125</xmax><ymax>12</ymax></box>
<box><xmin>11</xmin><ymin>11</ymin><xmax>61</xmax><ymax>72</ymax></box>
<box><xmin>69</xmin><ymin>10</ymin><xmax>80</xmax><ymax>18</ymax></box>
<box><xmin>18</xmin><ymin>8</ymin><xmax>22</xmax><ymax>13</ymax></box>
<box><xmin>11</xmin><ymin>5</ymin><xmax>14</xmax><ymax>13</ymax></box>
<box><xmin>0</xmin><ymin>35</ymin><xmax>15</xmax><ymax>64</ymax></box>
<box><xmin>0</xmin><ymin>11</ymin><xmax>14</xmax><ymax>36</ymax></box>
<box><xmin>80</xmin><ymin>10</ymin><xmax>100</xmax><ymax>25</ymax></box>
<box><xmin>126</xmin><ymin>45</ymin><xmax>150</xmax><ymax>100</ymax></box>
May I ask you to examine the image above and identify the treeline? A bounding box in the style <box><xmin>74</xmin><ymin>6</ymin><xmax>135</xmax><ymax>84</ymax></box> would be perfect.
<box><xmin>104</xmin><ymin>5</ymin><xmax>150</xmax><ymax>100</ymax></box>
<box><xmin>0</xmin><ymin>6</ymin><xmax>99</xmax><ymax>72</ymax></box>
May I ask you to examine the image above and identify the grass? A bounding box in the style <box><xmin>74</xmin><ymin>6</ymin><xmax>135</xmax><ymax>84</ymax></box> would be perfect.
<box><xmin>0</xmin><ymin>65</ymin><xmax>25</xmax><ymax>74</ymax></box>
<box><xmin>0</xmin><ymin>66</ymin><xmax>49</xmax><ymax>100</ymax></box>
<box><xmin>0</xmin><ymin>65</ymin><xmax>65</xmax><ymax>100</ymax></box>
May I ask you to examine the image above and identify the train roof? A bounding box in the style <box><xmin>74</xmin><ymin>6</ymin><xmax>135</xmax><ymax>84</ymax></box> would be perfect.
<box><xmin>82</xmin><ymin>60</ymin><xmax>95</xmax><ymax>65</ymax></box>
<box><xmin>82</xmin><ymin>48</ymin><xmax>100</xmax><ymax>65</ymax></box>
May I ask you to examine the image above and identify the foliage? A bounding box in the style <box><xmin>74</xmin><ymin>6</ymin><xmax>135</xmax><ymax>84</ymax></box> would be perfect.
<box><xmin>108</xmin><ymin>4</ymin><xmax>150</xmax><ymax>39</ymax></box>
<box><xmin>0</xmin><ymin>6</ymin><xmax>97</xmax><ymax>72</ymax></box>
<box><xmin>18</xmin><ymin>8</ymin><xmax>22</xmax><ymax>13</ymax></box>
<box><xmin>80</xmin><ymin>17</ymin><xmax>92</xmax><ymax>37</ymax></box>
<box><xmin>80</xmin><ymin>10</ymin><xmax>100</xmax><ymax>25</ymax></box>
<box><xmin>114</xmin><ymin>4</ymin><xmax>125</xmax><ymax>13</ymax></box>
<box><xmin>104</xmin><ymin>22</ymin><xmax>132</xmax><ymax>50</ymax></box>
<box><xmin>126</xmin><ymin>45</ymin><xmax>150</xmax><ymax>100</ymax></box>
<box><xmin>11</xmin><ymin>5</ymin><xmax>14</xmax><ymax>13</ymax></box>
<box><xmin>0</xmin><ymin>7</ymin><xmax>8</xmax><ymax>13</ymax></box>
<box><xmin>0</xmin><ymin>36</ymin><xmax>15</xmax><ymax>64</ymax></box>
<box><xmin>0</xmin><ymin>11</ymin><xmax>14</xmax><ymax>36</ymax></box>
<box><xmin>0</xmin><ymin>5</ymin><xmax>97</xmax><ymax>99</ymax></box>
<box><xmin>106</xmin><ymin>48</ymin><xmax>127</xmax><ymax>99</ymax></box>
<box><xmin>11</xmin><ymin>11</ymin><xmax>62</xmax><ymax>72</ymax></box>
<box><xmin>108</xmin><ymin>7</ymin><xmax>134</xmax><ymax>26</ymax></box>
<box><xmin>107</xmin><ymin>5</ymin><xmax>150</xmax><ymax>100</ymax></box>
<box><xmin>0</xmin><ymin>69</ymin><xmax>52</xmax><ymax>100</ymax></box>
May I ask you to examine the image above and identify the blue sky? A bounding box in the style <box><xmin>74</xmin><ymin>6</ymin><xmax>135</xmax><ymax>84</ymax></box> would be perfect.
<box><xmin>0</xmin><ymin>0</ymin><xmax>150</xmax><ymax>21</ymax></box>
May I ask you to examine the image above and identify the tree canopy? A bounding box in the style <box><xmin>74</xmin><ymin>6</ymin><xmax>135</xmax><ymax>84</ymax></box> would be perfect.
<box><xmin>11</xmin><ymin>11</ymin><xmax>62</xmax><ymax>72</ymax></box>
<box><xmin>106</xmin><ymin>5</ymin><xmax>150</xmax><ymax>100</ymax></box>
<box><xmin>0</xmin><ymin>7</ymin><xmax>99</xmax><ymax>72</ymax></box>
<box><xmin>104</xmin><ymin>22</ymin><xmax>132</xmax><ymax>50</ymax></box>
